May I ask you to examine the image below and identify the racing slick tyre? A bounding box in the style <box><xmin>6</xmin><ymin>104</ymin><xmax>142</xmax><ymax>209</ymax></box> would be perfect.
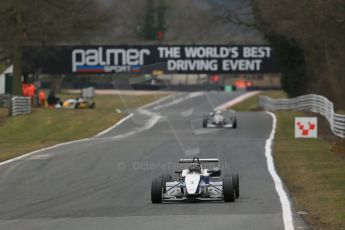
<box><xmin>231</xmin><ymin>173</ymin><xmax>240</xmax><ymax>198</ymax></box>
<box><xmin>233</xmin><ymin>119</ymin><xmax>237</xmax><ymax>129</ymax></box>
<box><xmin>223</xmin><ymin>177</ymin><xmax>235</xmax><ymax>202</ymax></box>
<box><xmin>90</xmin><ymin>102</ymin><xmax>96</xmax><ymax>109</ymax></box>
<box><xmin>202</xmin><ymin>117</ymin><xmax>208</xmax><ymax>128</ymax></box>
<box><xmin>151</xmin><ymin>177</ymin><xmax>163</xmax><ymax>203</ymax></box>
<box><xmin>75</xmin><ymin>103</ymin><xmax>80</xmax><ymax>109</ymax></box>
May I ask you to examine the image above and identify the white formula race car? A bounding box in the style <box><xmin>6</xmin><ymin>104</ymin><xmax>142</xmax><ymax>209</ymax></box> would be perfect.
<box><xmin>202</xmin><ymin>110</ymin><xmax>237</xmax><ymax>128</ymax></box>
<box><xmin>151</xmin><ymin>157</ymin><xmax>239</xmax><ymax>203</ymax></box>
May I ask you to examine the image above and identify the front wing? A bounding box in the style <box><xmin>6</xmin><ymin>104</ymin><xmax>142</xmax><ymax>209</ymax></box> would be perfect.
<box><xmin>163</xmin><ymin>181</ymin><xmax>223</xmax><ymax>201</ymax></box>
<box><xmin>206</xmin><ymin>122</ymin><xmax>234</xmax><ymax>128</ymax></box>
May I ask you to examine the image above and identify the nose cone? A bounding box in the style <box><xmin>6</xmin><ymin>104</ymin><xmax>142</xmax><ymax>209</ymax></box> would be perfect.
<box><xmin>185</xmin><ymin>174</ymin><xmax>200</xmax><ymax>194</ymax></box>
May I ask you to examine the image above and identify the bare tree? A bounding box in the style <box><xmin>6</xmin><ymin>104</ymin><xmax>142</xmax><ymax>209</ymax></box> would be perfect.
<box><xmin>164</xmin><ymin>0</ymin><xmax>263</xmax><ymax>44</ymax></box>
<box><xmin>211</xmin><ymin>0</ymin><xmax>257</xmax><ymax>28</ymax></box>
<box><xmin>95</xmin><ymin>0</ymin><xmax>264</xmax><ymax>44</ymax></box>
<box><xmin>0</xmin><ymin>0</ymin><xmax>109</xmax><ymax>95</ymax></box>
<box><xmin>254</xmin><ymin>0</ymin><xmax>345</xmax><ymax>108</ymax></box>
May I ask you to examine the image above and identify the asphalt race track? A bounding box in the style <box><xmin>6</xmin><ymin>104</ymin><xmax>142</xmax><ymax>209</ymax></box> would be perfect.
<box><xmin>0</xmin><ymin>92</ymin><xmax>307</xmax><ymax>230</ymax></box>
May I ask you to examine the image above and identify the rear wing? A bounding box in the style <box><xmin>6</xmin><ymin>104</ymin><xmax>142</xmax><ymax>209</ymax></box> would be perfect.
<box><xmin>179</xmin><ymin>158</ymin><xmax>219</xmax><ymax>163</ymax></box>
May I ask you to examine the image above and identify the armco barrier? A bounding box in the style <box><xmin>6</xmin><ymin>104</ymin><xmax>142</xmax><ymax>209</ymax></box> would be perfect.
<box><xmin>10</xmin><ymin>96</ymin><xmax>32</xmax><ymax>116</ymax></box>
<box><xmin>258</xmin><ymin>94</ymin><xmax>345</xmax><ymax>138</ymax></box>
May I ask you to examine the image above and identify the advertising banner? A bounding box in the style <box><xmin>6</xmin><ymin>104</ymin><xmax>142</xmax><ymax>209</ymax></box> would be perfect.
<box><xmin>23</xmin><ymin>45</ymin><xmax>280</xmax><ymax>74</ymax></box>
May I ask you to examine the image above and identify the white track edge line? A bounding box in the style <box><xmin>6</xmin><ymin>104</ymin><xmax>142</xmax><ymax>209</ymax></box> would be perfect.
<box><xmin>94</xmin><ymin>113</ymin><xmax>134</xmax><ymax>137</ymax></box>
<box><xmin>138</xmin><ymin>94</ymin><xmax>176</xmax><ymax>110</ymax></box>
<box><xmin>0</xmin><ymin>113</ymin><xmax>137</xmax><ymax>167</ymax></box>
<box><xmin>215</xmin><ymin>91</ymin><xmax>261</xmax><ymax>110</ymax></box>
<box><xmin>0</xmin><ymin>113</ymin><xmax>135</xmax><ymax>166</ymax></box>
<box><xmin>0</xmin><ymin>138</ymin><xmax>90</xmax><ymax>167</ymax></box>
<box><xmin>97</xmin><ymin>93</ymin><xmax>175</xmax><ymax>137</ymax></box>
<box><xmin>266</xmin><ymin>111</ymin><xmax>294</xmax><ymax>230</ymax></box>
<box><xmin>0</xmin><ymin>94</ymin><xmax>175</xmax><ymax>167</ymax></box>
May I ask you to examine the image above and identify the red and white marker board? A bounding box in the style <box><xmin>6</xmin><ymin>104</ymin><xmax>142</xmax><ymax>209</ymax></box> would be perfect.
<box><xmin>295</xmin><ymin>117</ymin><xmax>318</xmax><ymax>138</ymax></box>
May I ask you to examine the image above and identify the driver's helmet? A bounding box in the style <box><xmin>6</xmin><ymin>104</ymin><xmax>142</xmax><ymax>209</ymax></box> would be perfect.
<box><xmin>209</xmin><ymin>112</ymin><xmax>214</xmax><ymax>116</ymax></box>
<box><xmin>189</xmin><ymin>163</ymin><xmax>201</xmax><ymax>174</ymax></box>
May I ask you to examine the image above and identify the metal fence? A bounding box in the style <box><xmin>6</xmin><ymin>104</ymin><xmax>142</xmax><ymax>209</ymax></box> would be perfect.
<box><xmin>258</xmin><ymin>94</ymin><xmax>345</xmax><ymax>138</ymax></box>
<box><xmin>10</xmin><ymin>96</ymin><xmax>32</xmax><ymax>117</ymax></box>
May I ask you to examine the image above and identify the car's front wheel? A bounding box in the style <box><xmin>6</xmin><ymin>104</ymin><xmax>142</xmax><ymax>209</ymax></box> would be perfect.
<box><xmin>223</xmin><ymin>177</ymin><xmax>235</xmax><ymax>202</ymax></box>
<box><xmin>151</xmin><ymin>177</ymin><xmax>163</xmax><ymax>203</ymax></box>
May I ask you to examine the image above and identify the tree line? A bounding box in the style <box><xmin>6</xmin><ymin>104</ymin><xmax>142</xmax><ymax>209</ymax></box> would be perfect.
<box><xmin>253</xmin><ymin>0</ymin><xmax>345</xmax><ymax>109</ymax></box>
<box><xmin>0</xmin><ymin>0</ymin><xmax>170</xmax><ymax>95</ymax></box>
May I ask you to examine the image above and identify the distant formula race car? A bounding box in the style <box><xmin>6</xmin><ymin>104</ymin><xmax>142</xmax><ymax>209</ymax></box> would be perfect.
<box><xmin>62</xmin><ymin>98</ymin><xmax>95</xmax><ymax>109</ymax></box>
<box><xmin>151</xmin><ymin>157</ymin><xmax>239</xmax><ymax>203</ymax></box>
<box><xmin>203</xmin><ymin>110</ymin><xmax>237</xmax><ymax>128</ymax></box>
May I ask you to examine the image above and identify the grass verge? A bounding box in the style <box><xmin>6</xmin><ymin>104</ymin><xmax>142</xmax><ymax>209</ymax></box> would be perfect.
<box><xmin>232</xmin><ymin>90</ymin><xmax>345</xmax><ymax>229</ymax></box>
<box><xmin>0</xmin><ymin>93</ymin><xmax>168</xmax><ymax>162</ymax></box>
<box><xmin>275</xmin><ymin>111</ymin><xmax>345</xmax><ymax>229</ymax></box>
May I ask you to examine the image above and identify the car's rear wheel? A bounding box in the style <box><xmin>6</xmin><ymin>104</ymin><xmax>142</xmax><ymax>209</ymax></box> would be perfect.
<box><xmin>151</xmin><ymin>177</ymin><xmax>163</xmax><ymax>203</ymax></box>
<box><xmin>232</xmin><ymin>173</ymin><xmax>240</xmax><ymax>198</ymax></box>
<box><xmin>223</xmin><ymin>177</ymin><xmax>235</xmax><ymax>202</ymax></box>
